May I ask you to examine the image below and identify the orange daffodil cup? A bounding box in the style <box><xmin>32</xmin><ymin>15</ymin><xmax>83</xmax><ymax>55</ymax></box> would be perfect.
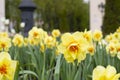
<box><xmin>0</xmin><ymin>52</ymin><xmax>17</xmax><ymax>80</ymax></box>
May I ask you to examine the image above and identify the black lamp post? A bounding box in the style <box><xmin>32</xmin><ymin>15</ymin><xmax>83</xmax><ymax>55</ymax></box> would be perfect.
<box><xmin>19</xmin><ymin>0</ymin><xmax>36</xmax><ymax>36</ymax></box>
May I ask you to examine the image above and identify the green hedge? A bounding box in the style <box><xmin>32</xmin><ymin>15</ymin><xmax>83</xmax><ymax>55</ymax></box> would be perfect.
<box><xmin>103</xmin><ymin>0</ymin><xmax>120</xmax><ymax>35</ymax></box>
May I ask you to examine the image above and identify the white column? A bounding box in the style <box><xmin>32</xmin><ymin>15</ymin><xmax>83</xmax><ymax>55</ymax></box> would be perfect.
<box><xmin>0</xmin><ymin>0</ymin><xmax>5</xmax><ymax>31</ymax></box>
<box><xmin>90</xmin><ymin>0</ymin><xmax>105</xmax><ymax>31</ymax></box>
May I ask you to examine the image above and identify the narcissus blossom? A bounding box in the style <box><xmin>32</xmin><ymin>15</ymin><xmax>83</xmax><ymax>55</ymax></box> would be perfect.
<box><xmin>106</xmin><ymin>42</ymin><xmax>117</xmax><ymax>57</ymax></box>
<box><xmin>44</xmin><ymin>36</ymin><xmax>57</xmax><ymax>48</ymax></box>
<box><xmin>105</xmin><ymin>34</ymin><xmax>114</xmax><ymax>43</ymax></box>
<box><xmin>28</xmin><ymin>27</ymin><xmax>47</xmax><ymax>45</ymax></box>
<box><xmin>29</xmin><ymin>27</ymin><xmax>44</xmax><ymax>40</ymax></box>
<box><xmin>23</xmin><ymin>38</ymin><xmax>28</xmax><ymax>46</ymax></box>
<box><xmin>58</xmin><ymin>32</ymin><xmax>89</xmax><ymax>63</ymax></box>
<box><xmin>87</xmin><ymin>44</ymin><xmax>95</xmax><ymax>56</ymax></box>
<box><xmin>12</xmin><ymin>34</ymin><xmax>24</xmax><ymax>47</ymax></box>
<box><xmin>93</xmin><ymin>30</ymin><xmax>103</xmax><ymax>42</ymax></box>
<box><xmin>0</xmin><ymin>37</ymin><xmax>11</xmax><ymax>51</ymax></box>
<box><xmin>0</xmin><ymin>52</ymin><xmax>17</xmax><ymax>80</ymax></box>
<box><xmin>83</xmin><ymin>30</ymin><xmax>92</xmax><ymax>43</ymax></box>
<box><xmin>52</xmin><ymin>29</ymin><xmax>61</xmax><ymax>38</ymax></box>
<box><xmin>40</xmin><ymin>42</ymin><xmax>45</xmax><ymax>53</ymax></box>
<box><xmin>0</xmin><ymin>32</ymin><xmax>8</xmax><ymax>38</ymax></box>
<box><xmin>93</xmin><ymin>65</ymin><xmax>120</xmax><ymax>80</ymax></box>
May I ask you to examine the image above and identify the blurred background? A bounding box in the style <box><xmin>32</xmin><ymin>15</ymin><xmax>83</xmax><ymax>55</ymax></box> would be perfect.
<box><xmin>3</xmin><ymin>0</ymin><xmax>120</xmax><ymax>35</ymax></box>
<box><xmin>5</xmin><ymin>0</ymin><xmax>89</xmax><ymax>33</ymax></box>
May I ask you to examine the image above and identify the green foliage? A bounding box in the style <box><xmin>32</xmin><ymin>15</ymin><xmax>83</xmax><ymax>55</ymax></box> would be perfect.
<box><xmin>6</xmin><ymin>0</ymin><xmax>89</xmax><ymax>32</ymax></box>
<box><xmin>103</xmin><ymin>0</ymin><xmax>120</xmax><ymax>35</ymax></box>
<box><xmin>34</xmin><ymin>0</ymin><xmax>89</xmax><ymax>32</ymax></box>
<box><xmin>6</xmin><ymin>0</ymin><xmax>21</xmax><ymax>32</ymax></box>
<box><xmin>10</xmin><ymin>41</ymin><xmax>120</xmax><ymax>80</ymax></box>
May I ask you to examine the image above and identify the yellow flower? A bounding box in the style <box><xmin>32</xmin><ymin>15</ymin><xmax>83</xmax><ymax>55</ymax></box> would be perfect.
<box><xmin>83</xmin><ymin>30</ymin><xmax>92</xmax><ymax>43</ymax></box>
<box><xmin>52</xmin><ymin>29</ymin><xmax>61</xmax><ymax>38</ymax></box>
<box><xmin>12</xmin><ymin>34</ymin><xmax>24</xmax><ymax>47</ymax></box>
<box><xmin>40</xmin><ymin>42</ymin><xmax>45</xmax><ymax>52</ymax></box>
<box><xmin>23</xmin><ymin>38</ymin><xmax>28</xmax><ymax>46</ymax></box>
<box><xmin>44</xmin><ymin>36</ymin><xmax>56</xmax><ymax>48</ymax></box>
<box><xmin>105</xmin><ymin>33</ymin><xmax>120</xmax><ymax>43</ymax></box>
<box><xmin>116</xmin><ymin>43</ymin><xmax>120</xmax><ymax>59</ymax></box>
<box><xmin>28</xmin><ymin>27</ymin><xmax>46</xmax><ymax>45</ymax></box>
<box><xmin>93</xmin><ymin>65</ymin><xmax>120</xmax><ymax>80</ymax></box>
<box><xmin>105</xmin><ymin>34</ymin><xmax>113</xmax><ymax>42</ymax></box>
<box><xmin>0</xmin><ymin>37</ymin><xmax>11</xmax><ymax>51</ymax></box>
<box><xmin>0</xmin><ymin>32</ymin><xmax>8</xmax><ymax>38</ymax></box>
<box><xmin>29</xmin><ymin>27</ymin><xmax>44</xmax><ymax>39</ymax></box>
<box><xmin>28</xmin><ymin>37</ymin><xmax>37</xmax><ymax>45</ymax></box>
<box><xmin>106</xmin><ymin>43</ymin><xmax>117</xmax><ymax>57</ymax></box>
<box><xmin>93</xmin><ymin>30</ymin><xmax>103</xmax><ymax>42</ymax></box>
<box><xmin>113</xmin><ymin>32</ymin><xmax>120</xmax><ymax>39</ymax></box>
<box><xmin>115</xmin><ymin>43</ymin><xmax>120</xmax><ymax>52</ymax></box>
<box><xmin>116</xmin><ymin>27</ymin><xmax>120</xmax><ymax>33</ymax></box>
<box><xmin>110</xmin><ymin>39</ymin><xmax>119</xmax><ymax>44</ymax></box>
<box><xmin>55</xmin><ymin>49</ymin><xmax>60</xmax><ymax>55</ymax></box>
<box><xmin>58</xmin><ymin>32</ymin><xmax>89</xmax><ymax>63</ymax></box>
<box><xmin>87</xmin><ymin>45</ymin><xmax>95</xmax><ymax>56</ymax></box>
<box><xmin>0</xmin><ymin>52</ymin><xmax>17</xmax><ymax>80</ymax></box>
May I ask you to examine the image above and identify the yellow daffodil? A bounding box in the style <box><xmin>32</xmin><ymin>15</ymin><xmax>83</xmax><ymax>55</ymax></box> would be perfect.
<box><xmin>116</xmin><ymin>27</ymin><xmax>120</xmax><ymax>33</ymax></box>
<box><xmin>115</xmin><ymin>43</ymin><xmax>120</xmax><ymax>53</ymax></box>
<box><xmin>0</xmin><ymin>32</ymin><xmax>8</xmax><ymax>38</ymax></box>
<box><xmin>58</xmin><ymin>32</ymin><xmax>89</xmax><ymax>63</ymax></box>
<box><xmin>0</xmin><ymin>52</ymin><xmax>17</xmax><ymax>80</ymax></box>
<box><xmin>23</xmin><ymin>38</ymin><xmax>28</xmax><ymax>46</ymax></box>
<box><xmin>12</xmin><ymin>34</ymin><xmax>24</xmax><ymax>47</ymax></box>
<box><xmin>52</xmin><ymin>29</ymin><xmax>61</xmax><ymax>38</ymax></box>
<box><xmin>106</xmin><ymin>42</ymin><xmax>117</xmax><ymax>57</ymax></box>
<box><xmin>0</xmin><ymin>37</ymin><xmax>11</xmax><ymax>52</ymax></box>
<box><xmin>113</xmin><ymin>32</ymin><xmax>120</xmax><ymax>39</ymax></box>
<box><xmin>110</xmin><ymin>39</ymin><xmax>119</xmax><ymax>44</ymax></box>
<box><xmin>55</xmin><ymin>49</ymin><xmax>60</xmax><ymax>55</ymax></box>
<box><xmin>87</xmin><ymin>44</ymin><xmax>95</xmax><ymax>56</ymax></box>
<box><xmin>83</xmin><ymin>30</ymin><xmax>92</xmax><ymax>43</ymax></box>
<box><xmin>40</xmin><ymin>42</ymin><xmax>45</xmax><ymax>53</ymax></box>
<box><xmin>28</xmin><ymin>27</ymin><xmax>47</xmax><ymax>45</ymax></box>
<box><xmin>44</xmin><ymin>36</ymin><xmax>57</xmax><ymax>48</ymax></box>
<box><xmin>105</xmin><ymin>34</ymin><xmax>115</xmax><ymax>43</ymax></box>
<box><xmin>116</xmin><ymin>43</ymin><xmax>120</xmax><ymax>59</ymax></box>
<box><xmin>93</xmin><ymin>30</ymin><xmax>103</xmax><ymax>42</ymax></box>
<box><xmin>93</xmin><ymin>65</ymin><xmax>120</xmax><ymax>80</ymax></box>
<box><xmin>28</xmin><ymin>27</ymin><xmax>44</xmax><ymax>40</ymax></box>
<box><xmin>28</xmin><ymin>37</ymin><xmax>38</xmax><ymax>45</ymax></box>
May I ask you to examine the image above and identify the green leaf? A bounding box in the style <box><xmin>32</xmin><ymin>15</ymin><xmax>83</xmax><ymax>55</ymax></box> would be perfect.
<box><xmin>54</xmin><ymin>54</ymin><xmax>62</xmax><ymax>80</ymax></box>
<box><xmin>19</xmin><ymin>70</ymin><xmax>39</xmax><ymax>79</ymax></box>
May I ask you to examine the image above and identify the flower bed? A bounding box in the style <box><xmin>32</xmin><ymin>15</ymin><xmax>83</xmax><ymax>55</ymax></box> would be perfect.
<box><xmin>0</xmin><ymin>27</ymin><xmax>120</xmax><ymax>80</ymax></box>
